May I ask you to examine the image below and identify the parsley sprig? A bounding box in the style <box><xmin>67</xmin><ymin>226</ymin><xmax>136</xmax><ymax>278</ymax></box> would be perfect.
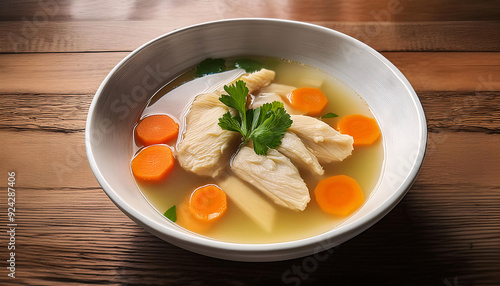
<box><xmin>218</xmin><ymin>80</ymin><xmax>292</xmax><ymax>155</ymax></box>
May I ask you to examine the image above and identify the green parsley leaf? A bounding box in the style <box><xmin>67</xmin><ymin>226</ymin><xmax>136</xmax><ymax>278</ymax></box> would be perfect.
<box><xmin>233</xmin><ymin>59</ymin><xmax>264</xmax><ymax>73</ymax></box>
<box><xmin>219</xmin><ymin>80</ymin><xmax>250</xmax><ymax>135</ymax></box>
<box><xmin>163</xmin><ymin>205</ymin><xmax>177</xmax><ymax>222</ymax></box>
<box><xmin>321</xmin><ymin>112</ymin><xmax>339</xmax><ymax>119</ymax></box>
<box><xmin>218</xmin><ymin>112</ymin><xmax>243</xmax><ymax>134</ymax></box>
<box><xmin>250</xmin><ymin>104</ymin><xmax>292</xmax><ymax>155</ymax></box>
<box><xmin>220</xmin><ymin>80</ymin><xmax>249</xmax><ymax>116</ymax></box>
<box><xmin>218</xmin><ymin>81</ymin><xmax>293</xmax><ymax>155</ymax></box>
<box><xmin>195</xmin><ymin>58</ymin><xmax>226</xmax><ymax>77</ymax></box>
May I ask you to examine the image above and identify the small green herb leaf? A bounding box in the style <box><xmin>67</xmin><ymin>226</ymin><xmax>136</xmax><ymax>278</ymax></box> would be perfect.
<box><xmin>163</xmin><ymin>205</ymin><xmax>177</xmax><ymax>222</ymax></box>
<box><xmin>234</xmin><ymin>59</ymin><xmax>264</xmax><ymax>73</ymax></box>
<box><xmin>250</xmin><ymin>105</ymin><xmax>292</xmax><ymax>155</ymax></box>
<box><xmin>220</xmin><ymin>80</ymin><xmax>249</xmax><ymax>116</ymax></box>
<box><xmin>218</xmin><ymin>112</ymin><xmax>243</xmax><ymax>134</ymax></box>
<box><xmin>321</xmin><ymin>112</ymin><xmax>339</xmax><ymax>119</ymax></box>
<box><xmin>195</xmin><ymin>58</ymin><xmax>226</xmax><ymax>77</ymax></box>
<box><xmin>218</xmin><ymin>81</ymin><xmax>292</xmax><ymax>155</ymax></box>
<box><xmin>219</xmin><ymin>80</ymin><xmax>250</xmax><ymax>136</ymax></box>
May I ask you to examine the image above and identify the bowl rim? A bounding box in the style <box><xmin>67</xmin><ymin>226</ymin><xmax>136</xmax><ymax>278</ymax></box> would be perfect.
<box><xmin>86</xmin><ymin>18</ymin><xmax>427</xmax><ymax>258</ymax></box>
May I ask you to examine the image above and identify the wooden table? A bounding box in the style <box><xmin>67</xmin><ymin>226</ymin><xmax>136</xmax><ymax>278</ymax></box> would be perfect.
<box><xmin>1</xmin><ymin>1</ymin><xmax>499</xmax><ymax>285</ymax></box>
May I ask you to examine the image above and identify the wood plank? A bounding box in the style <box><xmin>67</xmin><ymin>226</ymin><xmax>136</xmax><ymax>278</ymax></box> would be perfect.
<box><xmin>1</xmin><ymin>0</ymin><xmax>499</xmax><ymax>22</ymax></box>
<box><xmin>2</xmin><ymin>21</ymin><xmax>499</xmax><ymax>53</ymax></box>
<box><xmin>422</xmin><ymin>91</ymin><xmax>500</xmax><ymax>133</ymax></box>
<box><xmin>0</xmin><ymin>52</ymin><xmax>499</xmax><ymax>95</ymax></box>
<box><xmin>1</xmin><ymin>131</ymin><xmax>498</xmax><ymax>190</ymax></box>
<box><xmin>385</xmin><ymin>53</ymin><xmax>500</xmax><ymax>92</ymax></box>
<box><xmin>419</xmin><ymin>132</ymin><xmax>500</xmax><ymax>188</ymax></box>
<box><xmin>0</xmin><ymin>131</ymin><xmax>98</xmax><ymax>189</ymax></box>
<box><xmin>0</xmin><ymin>52</ymin><xmax>126</xmax><ymax>95</ymax></box>
<box><xmin>0</xmin><ymin>184</ymin><xmax>498</xmax><ymax>285</ymax></box>
<box><xmin>1</xmin><ymin>91</ymin><xmax>498</xmax><ymax>133</ymax></box>
<box><xmin>0</xmin><ymin>93</ymin><xmax>91</xmax><ymax>133</ymax></box>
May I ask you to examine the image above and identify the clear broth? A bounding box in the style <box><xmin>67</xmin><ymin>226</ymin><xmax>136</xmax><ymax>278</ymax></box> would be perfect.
<box><xmin>132</xmin><ymin>57</ymin><xmax>384</xmax><ymax>243</ymax></box>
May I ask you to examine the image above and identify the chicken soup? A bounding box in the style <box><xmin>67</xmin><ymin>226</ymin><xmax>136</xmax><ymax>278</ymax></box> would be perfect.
<box><xmin>130</xmin><ymin>57</ymin><xmax>383</xmax><ymax>243</ymax></box>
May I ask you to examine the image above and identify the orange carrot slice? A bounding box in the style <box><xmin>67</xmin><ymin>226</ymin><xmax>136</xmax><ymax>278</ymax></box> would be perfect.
<box><xmin>337</xmin><ymin>114</ymin><xmax>380</xmax><ymax>146</ymax></box>
<box><xmin>131</xmin><ymin>145</ymin><xmax>175</xmax><ymax>183</ymax></box>
<box><xmin>315</xmin><ymin>175</ymin><xmax>364</xmax><ymax>217</ymax></box>
<box><xmin>176</xmin><ymin>200</ymin><xmax>212</xmax><ymax>234</ymax></box>
<box><xmin>287</xmin><ymin>87</ymin><xmax>328</xmax><ymax>116</ymax></box>
<box><xmin>189</xmin><ymin>185</ymin><xmax>227</xmax><ymax>222</ymax></box>
<box><xmin>135</xmin><ymin>114</ymin><xmax>179</xmax><ymax>146</ymax></box>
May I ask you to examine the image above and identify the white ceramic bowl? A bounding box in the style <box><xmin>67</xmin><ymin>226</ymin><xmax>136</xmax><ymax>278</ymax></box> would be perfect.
<box><xmin>86</xmin><ymin>18</ymin><xmax>426</xmax><ymax>261</ymax></box>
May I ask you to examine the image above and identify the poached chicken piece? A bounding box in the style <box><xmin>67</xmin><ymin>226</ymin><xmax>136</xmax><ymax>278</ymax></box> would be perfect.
<box><xmin>277</xmin><ymin>132</ymin><xmax>324</xmax><ymax>176</ymax></box>
<box><xmin>176</xmin><ymin>92</ymin><xmax>240</xmax><ymax>177</ymax></box>
<box><xmin>231</xmin><ymin>146</ymin><xmax>310</xmax><ymax>211</ymax></box>
<box><xmin>240</xmin><ymin>69</ymin><xmax>275</xmax><ymax>94</ymax></box>
<box><xmin>288</xmin><ymin>115</ymin><xmax>354</xmax><ymax>163</ymax></box>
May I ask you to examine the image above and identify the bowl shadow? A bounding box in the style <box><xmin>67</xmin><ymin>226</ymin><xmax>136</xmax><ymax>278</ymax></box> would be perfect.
<box><xmin>116</xmin><ymin>193</ymin><xmax>464</xmax><ymax>285</ymax></box>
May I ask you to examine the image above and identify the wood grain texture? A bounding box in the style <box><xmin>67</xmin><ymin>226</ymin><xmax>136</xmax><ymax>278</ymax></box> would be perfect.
<box><xmin>0</xmin><ymin>52</ymin><xmax>499</xmax><ymax>95</ymax></box>
<box><xmin>0</xmin><ymin>94</ymin><xmax>92</xmax><ymax>133</ymax></box>
<box><xmin>1</xmin><ymin>91</ymin><xmax>498</xmax><ymax>134</ymax></box>
<box><xmin>2</xmin><ymin>21</ymin><xmax>499</xmax><ymax>53</ymax></box>
<box><xmin>1</xmin><ymin>130</ymin><xmax>498</xmax><ymax>197</ymax></box>
<box><xmin>0</xmin><ymin>184</ymin><xmax>498</xmax><ymax>285</ymax></box>
<box><xmin>1</xmin><ymin>0</ymin><xmax>499</xmax><ymax>22</ymax></box>
<box><xmin>422</xmin><ymin>91</ymin><xmax>500</xmax><ymax>133</ymax></box>
<box><xmin>1</xmin><ymin>0</ymin><xmax>499</xmax><ymax>285</ymax></box>
<box><xmin>0</xmin><ymin>131</ymin><xmax>95</xmax><ymax>189</ymax></box>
